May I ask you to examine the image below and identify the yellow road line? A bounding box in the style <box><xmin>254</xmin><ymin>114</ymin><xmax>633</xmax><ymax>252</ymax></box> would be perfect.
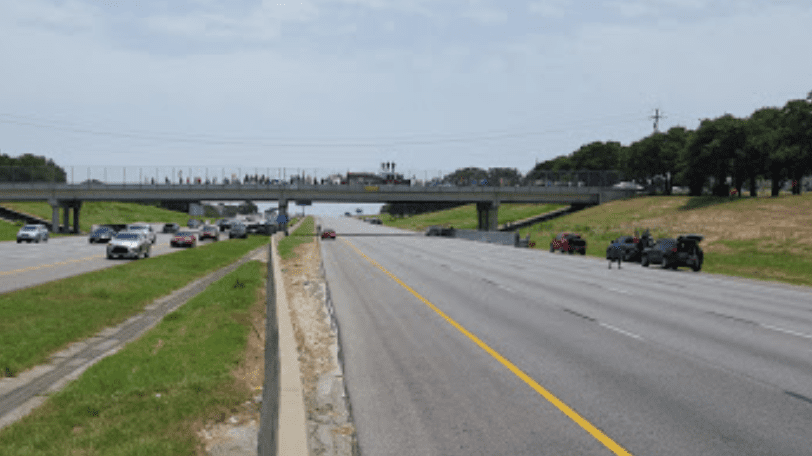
<box><xmin>341</xmin><ymin>238</ymin><xmax>634</xmax><ymax>456</ymax></box>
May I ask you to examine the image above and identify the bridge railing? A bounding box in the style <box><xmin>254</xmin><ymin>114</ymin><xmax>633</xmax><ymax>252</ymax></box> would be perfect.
<box><xmin>0</xmin><ymin>166</ymin><xmax>625</xmax><ymax>188</ymax></box>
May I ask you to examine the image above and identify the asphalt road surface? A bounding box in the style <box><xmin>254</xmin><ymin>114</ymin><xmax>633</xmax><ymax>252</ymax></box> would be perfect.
<box><xmin>320</xmin><ymin>217</ymin><xmax>812</xmax><ymax>456</ymax></box>
<box><xmin>0</xmin><ymin>225</ymin><xmax>222</xmax><ymax>294</ymax></box>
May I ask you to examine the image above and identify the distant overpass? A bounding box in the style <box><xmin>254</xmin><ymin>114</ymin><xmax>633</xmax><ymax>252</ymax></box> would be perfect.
<box><xmin>0</xmin><ymin>167</ymin><xmax>634</xmax><ymax>233</ymax></box>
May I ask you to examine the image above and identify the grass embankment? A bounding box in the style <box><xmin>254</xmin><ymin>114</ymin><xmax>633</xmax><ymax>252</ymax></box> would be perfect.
<box><xmin>379</xmin><ymin>203</ymin><xmax>567</xmax><ymax>232</ymax></box>
<box><xmin>512</xmin><ymin>194</ymin><xmax>812</xmax><ymax>288</ymax></box>
<box><xmin>278</xmin><ymin>216</ymin><xmax>315</xmax><ymax>260</ymax></box>
<box><xmin>0</xmin><ymin>235</ymin><xmax>270</xmax><ymax>379</ymax></box>
<box><xmin>0</xmin><ymin>260</ymin><xmax>267</xmax><ymax>455</ymax></box>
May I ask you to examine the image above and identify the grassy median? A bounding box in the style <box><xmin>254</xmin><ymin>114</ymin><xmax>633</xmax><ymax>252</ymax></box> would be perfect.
<box><xmin>278</xmin><ymin>216</ymin><xmax>314</xmax><ymax>260</ymax></box>
<box><xmin>0</xmin><ymin>260</ymin><xmax>266</xmax><ymax>455</ymax></box>
<box><xmin>0</xmin><ymin>235</ymin><xmax>270</xmax><ymax>379</ymax></box>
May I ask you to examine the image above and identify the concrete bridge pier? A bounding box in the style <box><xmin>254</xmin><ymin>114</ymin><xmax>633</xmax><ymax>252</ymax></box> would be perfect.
<box><xmin>49</xmin><ymin>200</ymin><xmax>83</xmax><ymax>233</ymax></box>
<box><xmin>476</xmin><ymin>201</ymin><xmax>499</xmax><ymax>231</ymax></box>
<box><xmin>49</xmin><ymin>200</ymin><xmax>60</xmax><ymax>233</ymax></box>
<box><xmin>71</xmin><ymin>201</ymin><xmax>82</xmax><ymax>233</ymax></box>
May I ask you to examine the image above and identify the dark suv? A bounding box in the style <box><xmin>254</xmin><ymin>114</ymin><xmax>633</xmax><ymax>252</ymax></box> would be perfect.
<box><xmin>641</xmin><ymin>235</ymin><xmax>704</xmax><ymax>271</ymax></box>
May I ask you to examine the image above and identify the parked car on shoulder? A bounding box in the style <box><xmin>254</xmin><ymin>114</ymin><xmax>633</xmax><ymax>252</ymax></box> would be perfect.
<box><xmin>16</xmin><ymin>224</ymin><xmax>49</xmax><ymax>243</ymax></box>
<box><xmin>89</xmin><ymin>226</ymin><xmax>118</xmax><ymax>243</ymax></box>
<box><xmin>170</xmin><ymin>231</ymin><xmax>198</xmax><ymax>248</ymax></box>
<box><xmin>605</xmin><ymin>232</ymin><xmax>654</xmax><ymax>262</ymax></box>
<box><xmin>107</xmin><ymin>232</ymin><xmax>151</xmax><ymax>259</ymax></box>
<box><xmin>369</xmin><ymin>218</ymin><xmax>383</xmax><ymax>225</ymax></box>
<box><xmin>199</xmin><ymin>225</ymin><xmax>220</xmax><ymax>241</ymax></box>
<box><xmin>187</xmin><ymin>219</ymin><xmax>202</xmax><ymax>229</ymax></box>
<box><xmin>126</xmin><ymin>223</ymin><xmax>157</xmax><ymax>244</ymax></box>
<box><xmin>550</xmin><ymin>232</ymin><xmax>586</xmax><ymax>255</ymax></box>
<box><xmin>162</xmin><ymin>223</ymin><xmax>180</xmax><ymax>233</ymax></box>
<box><xmin>641</xmin><ymin>235</ymin><xmax>704</xmax><ymax>271</ymax></box>
<box><xmin>229</xmin><ymin>222</ymin><xmax>247</xmax><ymax>239</ymax></box>
<box><xmin>321</xmin><ymin>228</ymin><xmax>336</xmax><ymax>240</ymax></box>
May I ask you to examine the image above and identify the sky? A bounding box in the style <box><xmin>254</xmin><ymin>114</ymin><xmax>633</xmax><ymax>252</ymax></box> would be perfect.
<box><xmin>1</xmin><ymin>0</ymin><xmax>811</xmax><ymax>215</ymax></box>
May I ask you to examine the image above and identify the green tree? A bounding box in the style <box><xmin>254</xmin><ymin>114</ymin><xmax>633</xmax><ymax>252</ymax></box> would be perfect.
<box><xmin>742</xmin><ymin>107</ymin><xmax>782</xmax><ymax>197</ymax></box>
<box><xmin>779</xmin><ymin>98</ymin><xmax>812</xmax><ymax>194</ymax></box>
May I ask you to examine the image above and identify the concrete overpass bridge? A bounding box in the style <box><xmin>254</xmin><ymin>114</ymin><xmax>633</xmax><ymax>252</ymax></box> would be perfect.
<box><xmin>0</xmin><ymin>166</ymin><xmax>634</xmax><ymax>233</ymax></box>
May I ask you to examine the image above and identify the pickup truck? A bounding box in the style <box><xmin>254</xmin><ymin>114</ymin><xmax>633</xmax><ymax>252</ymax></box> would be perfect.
<box><xmin>550</xmin><ymin>232</ymin><xmax>586</xmax><ymax>255</ymax></box>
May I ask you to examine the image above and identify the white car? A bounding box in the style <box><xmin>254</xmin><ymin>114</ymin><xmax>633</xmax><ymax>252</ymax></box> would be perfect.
<box><xmin>126</xmin><ymin>223</ymin><xmax>157</xmax><ymax>244</ymax></box>
<box><xmin>107</xmin><ymin>232</ymin><xmax>151</xmax><ymax>259</ymax></box>
<box><xmin>16</xmin><ymin>224</ymin><xmax>49</xmax><ymax>243</ymax></box>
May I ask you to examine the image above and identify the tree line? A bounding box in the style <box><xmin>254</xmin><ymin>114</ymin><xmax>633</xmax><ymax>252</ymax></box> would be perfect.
<box><xmin>527</xmin><ymin>92</ymin><xmax>812</xmax><ymax>197</ymax></box>
<box><xmin>0</xmin><ymin>153</ymin><xmax>67</xmax><ymax>183</ymax></box>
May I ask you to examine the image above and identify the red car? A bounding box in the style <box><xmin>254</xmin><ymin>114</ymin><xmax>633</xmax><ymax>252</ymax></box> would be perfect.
<box><xmin>170</xmin><ymin>231</ymin><xmax>197</xmax><ymax>248</ymax></box>
<box><xmin>550</xmin><ymin>232</ymin><xmax>586</xmax><ymax>255</ymax></box>
<box><xmin>321</xmin><ymin>228</ymin><xmax>336</xmax><ymax>240</ymax></box>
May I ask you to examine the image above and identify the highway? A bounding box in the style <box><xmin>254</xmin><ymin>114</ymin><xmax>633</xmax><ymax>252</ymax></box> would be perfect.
<box><xmin>0</xmin><ymin>225</ymin><xmax>220</xmax><ymax>294</ymax></box>
<box><xmin>320</xmin><ymin>217</ymin><xmax>812</xmax><ymax>456</ymax></box>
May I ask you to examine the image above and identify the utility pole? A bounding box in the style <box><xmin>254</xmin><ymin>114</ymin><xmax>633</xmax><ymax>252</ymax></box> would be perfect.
<box><xmin>651</xmin><ymin>108</ymin><xmax>666</xmax><ymax>133</ymax></box>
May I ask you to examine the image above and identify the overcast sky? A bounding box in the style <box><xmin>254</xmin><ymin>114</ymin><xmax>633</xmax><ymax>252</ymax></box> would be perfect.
<box><xmin>1</xmin><ymin>0</ymin><xmax>811</xmax><ymax>213</ymax></box>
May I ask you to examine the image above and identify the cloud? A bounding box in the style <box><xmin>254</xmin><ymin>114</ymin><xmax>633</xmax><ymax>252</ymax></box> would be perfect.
<box><xmin>527</xmin><ymin>0</ymin><xmax>570</xmax><ymax>18</ymax></box>
<box><xmin>462</xmin><ymin>0</ymin><xmax>508</xmax><ymax>25</ymax></box>
<box><xmin>3</xmin><ymin>0</ymin><xmax>100</xmax><ymax>32</ymax></box>
<box><xmin>145</xmin><ymin>0</ymin><xmax>319</xmax><ymax>41</ymax></box>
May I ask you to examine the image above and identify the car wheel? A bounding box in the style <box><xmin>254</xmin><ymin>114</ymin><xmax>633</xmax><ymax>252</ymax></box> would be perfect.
<box><xmin>16</xmin><ymin>240</ymin><xmax>21</xmax><ymax>244</ymax></box>
<box><xmin>89</xmin><ymin>239</ymin><xmax>94</xmax><ymax>244</ymax></box>
<box><xmin>641</xmin><ymin>255</ymin><xmax>649</xmax><ymax>267</ymax></box>
<box><xmin>107</xmin><ymin>253</ymin><xmax>113</xmax><ymax>259</ymax></box>
<box><xmin>579</xmin><ymin>250</ymin><xmax>585</xmax><ymax>255</ymax></box>
<box><xmin>662</xmin><ymin>257</ymin><xmax>670</xmax><ymax>269</ymax></box>
<box><xmin>550</xmin><ymin>244</ymin><xmax>554</xmax><ymax>253</ymax></box>
<box><xmin>568</xmin><ymin>249</ymin><xmax>574</xmax><ymax>254</ymax></box>
<box><xmin>145</xmin><ymin>249</ymin><xmax>150</xmax><ymax>258</ymax></box>
<box><xmin>35</xmin><ymin>238</ymin><xmax>40</xmax><ymax>243</ymax></box>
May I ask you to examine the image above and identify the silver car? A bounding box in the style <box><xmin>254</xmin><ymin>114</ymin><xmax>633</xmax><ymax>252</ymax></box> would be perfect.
<box><xmin>16</xmin><ymin>224</ymin><xmax>49</xmax><ymax>243</ymax></box>
<box><xmin>107</xmin><ymin>232</ymin><xmax>151</xmax><ymax>259</ymax></box>
<box><xmin>126</xmin><ymin>223</ymin><xmax>157</xmax><ymax>244</ymax></box>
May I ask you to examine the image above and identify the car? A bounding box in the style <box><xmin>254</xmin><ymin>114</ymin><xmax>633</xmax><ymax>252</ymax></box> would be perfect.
<box><xmin>170</xmin><ymin>231</ymin><xmax>198</xmax><ymax>247</ymax></box>
<box><xmin>126</xmin><ymin>223</ymin><xmax>157</xmax><ymax>244</ymax></box>
<box><xmin>641</xmin><ymin>235</ymin><xmax>704</xmax><ymax>271</ymax></box>
<box><xmin>605</xmin><ymin>231</ymin><xmax>654</xmax><ymax>262</ymax></box>
<box><xmin>321</xmin><ymin>228</ymin><xmax>336</xmax><ymax>240</ymax></box>
<box><xmin>345</xmin><ymin>212</ymin><xmax>351</xmax><ymax>216</ymax></box>
<box><xmin>162</xmin><ymin>223</ymin><xmax>180</xmax><ymax>233</ymax></box>
<box><xmin>16</xmin><ymin>224</ymin><xmax>49</xmax><ymax>243</ymax></box>
<box><xmin>369</xmin><ymin>218</ymin><xmax>383</xmax><ymax>225</ymax></box>
<box><xmin>88</xmin><ymin>226</ymin><xmax>117</xmax><ymax>243</ymax></box>
<box><xmin>229</xmin><ymin>222</ymin><xmax>248</xmax><ymax>239</ymax></box>
<box><xmin>550</xmin><ymin>232</ymin><xmax>587</xmax><ymax>255</ymax></box>
<box><xmin>187</xmin><ymin>219</ymin><xmax>202</xmax><ymax>229</ymax></box>
<box><xmin>216</xmin><ymin>219</ymin><xmax>230</xmax><ymax>232</ymax></box>
<box><xmin>107</xmin><ymin>232</ymin><xmax>151</xmax><ymax>259</ymax></box>
<box><xmin>199</xmin><ymin>225</ymin><xmax>220</xmax><ymax>241</ymax></box>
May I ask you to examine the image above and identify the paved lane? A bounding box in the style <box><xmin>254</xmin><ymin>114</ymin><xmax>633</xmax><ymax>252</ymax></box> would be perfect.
<box><xmin>0</xmin><ymin>225</ymin><xmax>223</xmax><ymax>294</ymax></box>
<box><xmin>320</xmin><ymin>217</ymin><xmax>812</xmax><ymax>456</ymax></box>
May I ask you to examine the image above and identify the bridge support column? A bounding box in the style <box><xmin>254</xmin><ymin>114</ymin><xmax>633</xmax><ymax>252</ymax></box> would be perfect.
<box><xmin>278</xmin><ymin>200</ymin><xmax>289</xmax><ymax>236</ymax></box>
<box><xmin>62</xmin><ymin>203</ymin><xmax>70</xmax><ymax>233</ymax></box>
<box><xmin>49</xmin><ymin>200</ymin><xmax>60</xmax><ymax>234</ymax></box>
<box><xmin>476</xmin><ymin>201</ymin><xmax>499</xmax><ymax>231</ymax></box>
<box><xmin>72</xmin><ymin>201</ymin><xmax>82</xmax><ymax>234</ymax></box>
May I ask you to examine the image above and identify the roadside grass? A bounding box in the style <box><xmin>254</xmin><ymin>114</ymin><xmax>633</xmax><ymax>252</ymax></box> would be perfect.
<box><xmin>0</xmin><ymin>219</ymin><xmax>20</xmax><ymax>240</ymax></box>
<box><xmin>278</xmin><ymin>216</ymin><xmax>314</xmax><ymax>260</ymax></box>
<box><xmin>0</xmin><ymin>201</ymin><xmax>206</xmax><ymax>236</ymax></box>
<box><xmin>515</xmin><ymin>193</ymin><xmax>812</xmax><ymax>288</ymax></box>
<box><xmin>381</xmin><ymin>203</ymin><xmax>567</xmax><ymax>232</ymax></box>
<box><xmin>0</xmin><ymin>260</ymin><xmax>266</xmax><ymax>455</ymax></box>
<box><xmin>0</xmin><ymin>235</ymin><xmax>269</xmax><ymax>379</ymax></box>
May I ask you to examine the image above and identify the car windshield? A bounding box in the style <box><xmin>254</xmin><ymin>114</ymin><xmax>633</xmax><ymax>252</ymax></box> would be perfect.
<box><xmin>93</xmin><ymin>227</ymin><xmax>112</xmax><ymax>233</ymax></box>
<box><xmin>115</xmin><ymin>233</ymin><xmax>140</xmax><ymax>240</ymax></box>
<box><xmin>22</xmin><ymin>226</ymin><xmax>37</xmax><ymax>231</ymax></box>
<box><xmin>164</xmin><ymin>224</ymin><xmax>175</xmax><ymax>227</ymax></box>
<box><xmin>177</xmin><ymin>232</ymin><xmax>194</xmax><ymax>236</ymax></box>
<box><xmin>129</xmin><ymin>225</ymin><xmax>146</xmax><ymax>230</ymax></box>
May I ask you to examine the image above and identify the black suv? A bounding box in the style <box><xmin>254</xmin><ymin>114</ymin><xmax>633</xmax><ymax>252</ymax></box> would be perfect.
<box><xmin>641</xmin><ymin>235</ymin><xmax>704</xmax><ymax>271</ymax></box>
